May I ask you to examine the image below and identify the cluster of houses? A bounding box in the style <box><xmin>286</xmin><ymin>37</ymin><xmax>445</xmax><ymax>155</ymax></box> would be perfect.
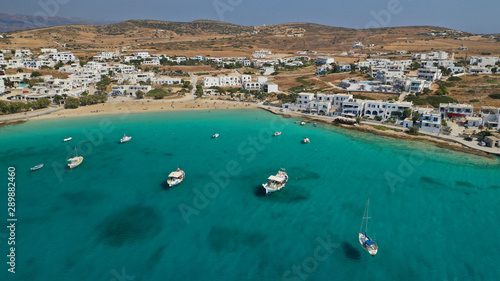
<box><xmin>333</xmin><ymin>51</ymin><xmax>499</xmax><ymax>94</ymax></box>
<box><xmin>283</xmin><ymin>92</ymin><xmax>500</xmax><ymax>138</ymax></box>
<box><xmin>201</xmin><ymin>74</ymin><xmax>278</xmax><ymax>94</ymax></box>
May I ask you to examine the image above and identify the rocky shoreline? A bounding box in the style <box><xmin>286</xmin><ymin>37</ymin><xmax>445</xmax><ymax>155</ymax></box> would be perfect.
<box><xmin>260</xmin><ymin>106</ymin><xmax>494</xmax><ymax>158</ymax></box>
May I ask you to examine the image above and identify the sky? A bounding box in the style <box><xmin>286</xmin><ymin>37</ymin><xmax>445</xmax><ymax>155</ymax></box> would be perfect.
<box><xmin>1</xmin><ymin>0</ymin><xmax>499</xmax><ymax>34</ymax></box>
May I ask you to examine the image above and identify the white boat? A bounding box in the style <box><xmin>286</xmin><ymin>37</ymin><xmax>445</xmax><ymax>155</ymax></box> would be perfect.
<box><xmin>213</xmin><ymin>133</ymin><xmax>219</xmax><ymax>138</ymax></box>
<box><xmin>303</xmin><ymin>138</ymin><xmax>310</xmax><ymax>143</ymax></box>
<box><xmin>262</xmin><ymin>168</ymin><xmax>288</xmax><ymax>194</ymax></box>
<box><xmin>167</xmin><ymin>168</ymin><xmax>185</xmax><ymax>187</ymax></box>
<box><xmin>273</xmin><ymin>132</ymin><xmax>282</xmax><ymax>137</ymax></box>
<box><xmin>300</xmin><ymin>121</ymin><xmax>306</xmax><ymax>126</ymax></box>
<box><xmin>120</xmin><ymin>134</ymin><xmax>132</xmax><ymax>143</ymax></box>
<box><xmin>67</xmin><ymin>147</ymin><xmax>83</xmax><ymax>169</ymax></box>
<box><xmin>359</xmin><ymin>197</ymin><xmax>378</xmax><ymax>257</ymax></box>
<box><xmin>30</xmin><ymin>164</ymin><xmax>44</xmax><ymax>171</ymax></box>
<box><xmin>63</xmin><ymin>137</ymin><xmax>72</xmax><ymax>142</ymax></box>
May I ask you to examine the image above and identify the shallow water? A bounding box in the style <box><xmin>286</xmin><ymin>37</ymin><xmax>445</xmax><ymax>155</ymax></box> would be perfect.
<box><xmin>1</xmin><ymin>109</ymin><xmax>499</xmax><ymax>281</ymax></box>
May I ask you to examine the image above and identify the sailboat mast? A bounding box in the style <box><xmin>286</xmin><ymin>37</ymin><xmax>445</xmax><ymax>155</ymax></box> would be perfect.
<box><xmin>365</xmin><ymin>197</ymin><xmax>369</xmax><ymax>234</ymax></box>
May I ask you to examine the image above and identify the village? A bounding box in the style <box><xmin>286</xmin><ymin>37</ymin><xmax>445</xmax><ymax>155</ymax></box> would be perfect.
<box><xmin>0</xmin><ymin>42</ymin><xmax>499</xmax><ymax>153</ymax></box>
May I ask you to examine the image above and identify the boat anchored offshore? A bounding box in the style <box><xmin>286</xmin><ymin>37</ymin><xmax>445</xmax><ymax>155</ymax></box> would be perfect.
<box><xmin>30</xmin><ymin>164</ymin><xmax>44</xmax><ymax>171</ymax></box>
<box><xmin>167</xmin><ymin>168</ymin><xmax>185</xmax><ymax>187</ymax></box>
<box><xmin>213</xmin><ymin>133</ymin><xmax>219</xmax><ymax>138</ymax></box>
<box><xmin>273</xmin><ymin>132</ymin><xmax>282</xmax><ymax>137</ymax></box>
<box><xmin>359</xmin><ymin>197</ymin><xmax>378</xmax><ymax>256</ymax></box>
<box><xmin>303</xmin><ymin>138</ymin><xmax>310</xmax><ymax>143</ymax></box>
<box><xmin>67</xmin><ymin>147</ymin><xmax>83</xmax><ymax>169</ymax></box>
<box><xmin>120</xmin><ymin>134</ymin><xmax>132</xmax><ymax>143</ymax></box>
<box><xmin>300</xmin><ymin>121</ymin><xmax>306</xmax><ymax>126</ymax></box>
<box><xmin>314</xmin><ymin>123</ymin><xmax>318</xmax><ymax>127</ymax></box>
<box><xmin>63</xmin><ymin>137</ymin><xmax>72</xmax><ymax>142</ymax></box>
<box><xmin>262</xmin><ymin>168</ymin><xmax>288</xmax><ymax>194</ymax></box>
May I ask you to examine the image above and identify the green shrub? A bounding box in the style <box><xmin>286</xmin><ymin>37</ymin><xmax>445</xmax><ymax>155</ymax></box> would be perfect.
<box><xmin>448</xmin><ymin>76</ymin><xmax>462</xmax><ymax>81</ymax></box>
<box><xmin>489</xmin><ymin>94</ymin><xmax>500</xmax><ymax>99</ymax></box>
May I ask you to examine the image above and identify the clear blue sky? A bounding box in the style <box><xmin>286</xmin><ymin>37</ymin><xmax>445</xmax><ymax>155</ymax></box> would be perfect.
<box><xmin>2</xmin><ymin>0</ymin><xmax>499</xmax><ymax>34</ymax></box>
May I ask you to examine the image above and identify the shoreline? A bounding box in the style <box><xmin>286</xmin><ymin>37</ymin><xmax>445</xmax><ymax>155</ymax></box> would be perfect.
<box><xmin>1</xmin><ymin>100</ymin><xmax>497</xmax><ymax>158</ymax></box>
<box><xmin>0</xmin><ymin>98</ymin><xmax>260</xmax><ymax>123</ymax></box>
<box><xmin>261</xmin><ymin>106</ymin><xmax>496</xmax><ymax>158</ymax></box>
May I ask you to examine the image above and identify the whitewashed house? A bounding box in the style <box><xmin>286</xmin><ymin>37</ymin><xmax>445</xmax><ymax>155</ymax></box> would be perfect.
<box><xmin>439</xmin><ymin>103</ymin><xmax>473</xmax><ymax>118</ymax></box>
<box><xmin>54</xmin><ymin>52</ymin><xmax>76</xmax><ymax>62</ymax></box>
<box><xmin>418</xmin><ymin>111</ymin><xmax>442</xmax><ymax>134</ymax></box>
<box><xmin>341</xmin><ymin>99</ymin><xmax>365</xmax><ymax>117</ymax></box>
<box><xmin>202</xmin><ymin>77</ymin><xmax>219</xmax><ymax>87</ymax></box>
<box><xmin>111</xmin><ymin>85</ymin><xmax>152</xmax><ymax>96</ymax></box>
<box><xmin>153</xmin><ymin>77</ymin><xmax>182</xmax><ymax>85</ymax></box>
<box><xmin>480</xmin><ymin>107</ymin><xmax>500</xmax><ymax>129</ymax></box>
<box><xmin>316</xmin><ymin>57</ymin><xmax>335</xmax><ymax>65</ymax></box>
<box><xmin>417</xmin><ymin>67</ymin><xmax>442</xmax><ymax>81</ymax></box>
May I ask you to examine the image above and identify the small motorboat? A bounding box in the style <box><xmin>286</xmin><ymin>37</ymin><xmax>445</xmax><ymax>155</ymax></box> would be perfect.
<box><xmin>313</xmin><ymin>123</ymin><xmax>318</xmax><ymax>127</ymax></box>
<box><xmin>167</xmin><ymin>168</ymin><xmax>185</xmax><ymax>187</ymax></box>
<box><xmin>213</xmin><ymin>133</ymin><xmax>219</xmax><ymax>138</ymax></box>
<box><xmin>300</xmin><ymin>121</ymin><xmax>306</xmax><ymax>126</ymax></box>
<box><xmin>303</xmin><ymin>138</ymin><xmax>310</xmax><ymax>143</ymax></box>
<box><xmin>273</xmin><ymin>132</ymin><xmax>282</xmax><ymax>137</ymax></box>
<box><xmin>63</xmin><ymin>137</ymin><xmax>72</xmax><ymax>142</ymax></box>
<box><xmin>120</xmin><ymin>134</ymin><xmax>132</xmax><ymax>143</ymax></box>
<box><xmin>30</xmin><ymin>164</ymin><xmax>44</xmax><ymax>171</ymax></box>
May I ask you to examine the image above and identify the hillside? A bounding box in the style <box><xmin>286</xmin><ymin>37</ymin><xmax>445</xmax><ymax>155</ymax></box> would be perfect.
<box><xmin>0</xmin><ymin>19</ymin><xmax>498</xmax><ymax>57</ymax></box>
<box><xmin>0</xmin><ymin>13</ymin><xmax>103</xmax><ymax>32</ymax></box>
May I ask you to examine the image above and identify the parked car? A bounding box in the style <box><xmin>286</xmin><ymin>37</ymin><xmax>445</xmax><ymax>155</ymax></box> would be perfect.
<box><xmin>464</xmin><ymin>136</ymin><xmax>473</xmax><ymax>141</ymax></box>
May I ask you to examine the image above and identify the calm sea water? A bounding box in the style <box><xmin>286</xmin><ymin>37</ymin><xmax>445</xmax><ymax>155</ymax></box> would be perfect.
<box><xmin>1</xmin><ymin>109</ymin><xmax>499</xmax><ymax>281</ymax></box>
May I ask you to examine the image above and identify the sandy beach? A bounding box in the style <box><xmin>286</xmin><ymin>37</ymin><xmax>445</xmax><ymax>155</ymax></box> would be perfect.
<box><xmin>31</xmin><ymin>98</ymin><xmax>260</xmax><ymax>121</ymax></box>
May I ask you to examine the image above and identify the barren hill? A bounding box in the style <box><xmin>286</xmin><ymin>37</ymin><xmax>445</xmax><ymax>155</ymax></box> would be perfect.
<box><xmin>0</xmin><ymin>19</ymin><xmax>498</xmax><ymax>57</ymax></box>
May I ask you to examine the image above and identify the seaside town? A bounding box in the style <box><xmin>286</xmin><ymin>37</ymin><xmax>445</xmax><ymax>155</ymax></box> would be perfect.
<box><xmin>1</xmin><ymin>40</ymin><xmax>500</xmax><ymax>155</ymax></box>
<box><xmin>2</xmin><ymin>1</ymin><xmax>500</xmax><ymax>279</ymax></box>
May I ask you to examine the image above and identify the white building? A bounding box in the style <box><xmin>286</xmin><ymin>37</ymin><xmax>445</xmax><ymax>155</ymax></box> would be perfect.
<box><xmin>202</xmin><ymin>77</ymin><xmax>220</xmax><ymax>87</ymax></box>
<box><xmin>153</xmin><ymin>77</ymin><xmax>182</xmax><ymax>85</ymax></box>
<box><xmin>332</xmin><ymin>93</ymin><xmax>353</xmax><ymax>107</ymax></box>
<box><xmin>465</xmin><ymin>116</ymin><xmax>483</xmax><ymax>129</ymax></box>
<box><xmin>316</xmin><ymin>57</ymin><xmax>335</xmax><ymax>65</ymax></box>
<box><xmin>439</xmin><ymin>103</ymin><xmax>473</xmax><ymax>118</ymax></box>
<box><xmin>54</xmin><ymin>52</ymin><xmax>76</xmax><ymax>63</ymax></box>
<box><xmin>363</xmin><ymin>100</ymin><xmax>412</xmax><ymax>119</ymax></box>
<box><xmin>466</xmin><ymin>66</ymin><xmax>492</xmax><ymax>75</ymax></box>
<box><xmin>111</xmin><ymin>85</ymin><xmax>152</xmax><ymax>96</ymax></box>
<box><xmin>342</xmin><ymin>99</ymin><xmax>365</xmax><ymax>117</ymax></box>
<box><xmin>352</xmin><ymin>42</ymin><xmax>363</xmax><ymax>48</ymax></box>
<box><xmin>41</xmin><ymin>48</ymin><xmax>58</xmax><ymax>54</ymax></box>
<box><xmin>419</xmin><ymin>111</ymin><xmax>441</xmax><ymax>134</ymax></box>
<box><xmin>242</xmin><ymin>81</ymin><xmax>262</xmax><ymax>91</ymax></box>
<box><xmin>417</xmin><ymin>67</ymin><xmax>442</xmax><ymax>81</ymax></box>
<box><xmin>480</xmin><ymin>107</ymin><xmax>500</xmax><ymax>129</ymax></box>
<box><xmin>219</xmin><ymin>75</ymin><xmax>241</xmax><ymax>86</ymax></box>
<box><xmin>133</xmin><ymin>52</ymin><xmax>150</xmax><ymax>59</ymax></box>
<box><xmin>265</xmin><ymin>82</ymin><xmax>279</xmax><ymax>93</ymax></box>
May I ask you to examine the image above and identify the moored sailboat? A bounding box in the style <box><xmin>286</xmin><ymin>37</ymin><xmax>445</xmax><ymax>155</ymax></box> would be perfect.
<box><xmin>359</xmin><ymin>197</ymin><xmax>378</xmax><ymax>256</ymax></box>
<box><xmin>67</xmin><ymin>147</ymin><xmax>83</xmax><ymax>169</ymax></box>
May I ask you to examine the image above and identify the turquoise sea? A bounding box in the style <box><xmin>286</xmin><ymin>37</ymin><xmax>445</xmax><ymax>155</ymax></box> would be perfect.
<box><xmin>1</xmin><ymin>109</ymin><xmax>499</xmax><ymax>281</ymax></box>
